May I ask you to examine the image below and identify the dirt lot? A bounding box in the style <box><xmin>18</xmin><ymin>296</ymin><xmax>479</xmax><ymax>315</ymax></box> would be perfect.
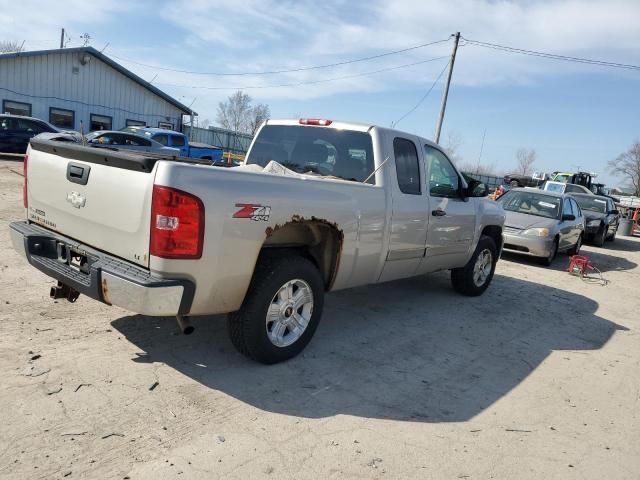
<box><xmin>1</xmin><ymin>159</ymin><xmax>639</xmax><ymax>479</ymax></box>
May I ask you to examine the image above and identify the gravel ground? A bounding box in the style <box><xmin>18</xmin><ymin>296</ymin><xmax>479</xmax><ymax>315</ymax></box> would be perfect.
<box><xmin>1</xmin><ymin>159</ymin><xmax>638</xmax><ymax>479</ymax></box>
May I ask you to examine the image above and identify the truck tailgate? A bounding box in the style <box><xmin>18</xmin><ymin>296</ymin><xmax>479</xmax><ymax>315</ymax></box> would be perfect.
<box><xmin>26</xmin><ymin>140</ymin><xmax>155</xmax><ymax>267</ymax></box>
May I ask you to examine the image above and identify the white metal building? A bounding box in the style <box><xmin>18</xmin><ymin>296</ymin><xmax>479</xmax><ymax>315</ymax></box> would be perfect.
<box><xmin>0</xmin><ymin>47</ymin><xmax>193</xmax><ymax>132</ymax></box>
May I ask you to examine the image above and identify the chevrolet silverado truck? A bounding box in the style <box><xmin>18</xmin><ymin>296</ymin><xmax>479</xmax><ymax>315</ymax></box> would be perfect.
<box><xmin>10</xmin><ymin>118</ymin><xmax>505</xmax><ymax>364</ymax></box>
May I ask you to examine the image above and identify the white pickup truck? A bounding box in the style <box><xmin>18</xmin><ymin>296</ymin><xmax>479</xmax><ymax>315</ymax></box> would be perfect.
<box><xmin>10</xmin><ymin>118</ymin><xmax>505</xmax><ymax>364</ymax></box>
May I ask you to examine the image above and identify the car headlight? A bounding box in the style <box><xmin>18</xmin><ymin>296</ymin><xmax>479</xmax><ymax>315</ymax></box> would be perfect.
<box><xmin>521</xmin><ymin>227</ymin><xmax>550</xmax><ymax>237</ymax></box>
<box><xmin>587</xmin><ymin>219</ymin><xmax>601</xmax><ymax>227</ymax></box>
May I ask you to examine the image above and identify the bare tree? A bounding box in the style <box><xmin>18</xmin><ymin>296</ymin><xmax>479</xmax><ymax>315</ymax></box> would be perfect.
<box><xmin>443</xmin><ymin>131</ymin><xmax>463</xmax><ymax>165</ymax></box>
<box><xmin>216</xmin><ymin>91</ymin><xmax>253</xmax><ymax>133</ymax></box>
<box><xmin>515</xmin><ymin>148</ymin><xmax>536</xmax><ymax>175</ymax></box>
<box><xmin>216</xmin><ymin>91</ymin><xmax>271</xmax><ymax>135</ymax></box>
<box><xmin>199</xmin><ymin>118</ymin><xmax>211</xmax><ymax>129</ymax></box>
<box><xmin>248</xmin><ymin>104</ymin><xmax>270</xmax><ymax>135</ymax></box>
<box><xmin>0</xmin><ymin>40</ymin><xmax>24</xmax><ymax>54</ymax></box>
<box><xmin>608</xmin><ymin>141</ymin><xmax>640</xmax><ymax>196</ymax></box>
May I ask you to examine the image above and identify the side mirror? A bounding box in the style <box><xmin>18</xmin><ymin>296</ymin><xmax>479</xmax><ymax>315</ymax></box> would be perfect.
<box><xmin>466</xmin><ymin>179</ymin><xmax>489</xmax><ymax>198</ymax></box>
<box><xmin>562</xmin><ymin>214</ymin><xmax>576</xmax><ymax>221</ymax></box>
<box><xmin>609</xmin><ymin>209</ymin><xmax>619</xmax><ymax>215</ymax></box>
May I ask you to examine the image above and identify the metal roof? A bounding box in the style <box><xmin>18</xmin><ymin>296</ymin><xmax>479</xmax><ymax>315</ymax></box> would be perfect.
<box><xmin>0</xmin><ymin>47</ymin><xmax>195</xmax><ymax>115</ymax></box>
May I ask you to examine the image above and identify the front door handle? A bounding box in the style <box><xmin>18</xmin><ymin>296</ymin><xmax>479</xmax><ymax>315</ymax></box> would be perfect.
<box><xmin>432</xmin><ymin>209</ymin><xmax>447</xmax><ymax>217</ymax></box>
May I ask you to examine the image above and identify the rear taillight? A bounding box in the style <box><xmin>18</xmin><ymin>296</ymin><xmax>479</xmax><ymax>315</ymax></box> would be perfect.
<box><xmin>150</xmin><ymin>185</ymin><xmax>204</xmax><ymax>259</ymax></box>
<box><xmin>23</xmin><ymin>153</ymin><xmax>28</xmax><ymax>209</ymax></box>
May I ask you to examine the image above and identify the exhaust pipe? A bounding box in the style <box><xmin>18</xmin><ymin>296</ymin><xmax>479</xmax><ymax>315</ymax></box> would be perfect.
<box><xmin>176</xmin><ymin>315</ymin><xmax>194</xmax><ymax>335</ymax></box>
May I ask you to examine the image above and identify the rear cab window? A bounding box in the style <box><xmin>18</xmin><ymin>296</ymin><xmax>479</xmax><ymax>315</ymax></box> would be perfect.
<box><xmin>171</xmin><ymin>135</ymin><xmax>186</xmax><ymax>147</ymax></box>
<box><xmin>393</xmin><ymin>137</ymin><xmax>421</xmax><ymax>195</ymax></box>
<box><xmin>246</xmin><ymin>125</ymin><xmax>375</xmax><ymax>183</ymax></box>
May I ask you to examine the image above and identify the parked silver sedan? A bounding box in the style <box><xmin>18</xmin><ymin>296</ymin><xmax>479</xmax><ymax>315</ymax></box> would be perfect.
<box><xmin>497</xmin><ymin>188</ymin><xmax>585</xmax><ymax>266</ymax></box>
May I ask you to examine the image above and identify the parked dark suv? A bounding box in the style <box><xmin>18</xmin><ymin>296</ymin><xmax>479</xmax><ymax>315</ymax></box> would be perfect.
<box><xmin>0</xmin><ymin>114</ymin><xmax>60</xmax><ymax>155</ymax></box>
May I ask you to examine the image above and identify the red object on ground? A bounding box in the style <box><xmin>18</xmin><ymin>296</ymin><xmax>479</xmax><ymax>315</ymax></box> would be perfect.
<box><xmin>567</xmin><ymin>255</ymin><xmax>593</xmax><ymax>276</ymax></box>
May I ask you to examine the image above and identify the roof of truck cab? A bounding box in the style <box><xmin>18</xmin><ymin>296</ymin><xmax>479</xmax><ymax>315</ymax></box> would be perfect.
<box><xmin>264</xmin><ymin>119</ymin><xmax>444</xmax><ymax>149</ymax></box>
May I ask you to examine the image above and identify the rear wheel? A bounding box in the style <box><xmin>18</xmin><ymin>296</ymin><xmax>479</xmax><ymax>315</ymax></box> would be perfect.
<box><xmin>509</xmin><ymin>180</ymin><xmax>519</xmax><ymax>187</ymax></box>
<box><xmin>607</xmin><ymin>228</ymin><xmax>616</xmax><ymax>242</ymax></box>
<box><xmin>451</xmin><ymin>235</ymin><xmax>498</xmax><ymax>296</ymax></box>
<box><xmin>227</xmin><ymin>253</ymin><xmax>324</xmax><ymax>364</ymax></box>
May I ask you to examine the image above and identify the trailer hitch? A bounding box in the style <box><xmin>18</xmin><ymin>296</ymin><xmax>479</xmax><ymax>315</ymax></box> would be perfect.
<box><xmin>50</xmin><ymin>281</ymin><xmax>80</xmax><ymax>303</ymax></box>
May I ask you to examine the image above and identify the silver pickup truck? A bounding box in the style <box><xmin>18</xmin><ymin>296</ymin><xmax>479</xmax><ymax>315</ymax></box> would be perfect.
<box><xmin>10</xmin><ymin>118</ymin><xmax>505</xmax><ymax>364</ymax></box>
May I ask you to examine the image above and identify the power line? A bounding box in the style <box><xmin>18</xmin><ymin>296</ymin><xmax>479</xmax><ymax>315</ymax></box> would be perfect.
<box><xmin>156</xmin><ymin>56</ymin><xmax>450</xmax><ymax>91</ymax></box>
<box><xmin>109</xmin><ymin>38</ymin><xmax>451</xmax><ymax>76</ymax></box>
<box><xmin>462</xmin><ymin>37</ymin><xmax>640</xmax><ymax>71</ymax></box>
<box><xmin>391</xmin><ymin>60</ymin><xmax>450</xmax><ymax>128</ymax></box>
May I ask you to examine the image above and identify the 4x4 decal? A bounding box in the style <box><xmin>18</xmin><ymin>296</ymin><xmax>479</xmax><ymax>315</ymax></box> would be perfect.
<box><xmin>233</xmin><ymin>204</ymin><xmax>271</xmax><ymax>221</ymax></box>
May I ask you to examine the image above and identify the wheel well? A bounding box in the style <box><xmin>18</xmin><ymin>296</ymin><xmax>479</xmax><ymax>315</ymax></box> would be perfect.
<box><xmin>481</xmin><ymin>225</ymin><xmax>503</xmax><ymax>251</ymax></box>
<box><xmin>261</xmin><ymin>218</ymin><xmax>343</xmax><ymax>290</ymax></box>
<box><xmin>201</xmin><ymin>156</ymin><xmax>212</xmax><ymax>160</ymax></box>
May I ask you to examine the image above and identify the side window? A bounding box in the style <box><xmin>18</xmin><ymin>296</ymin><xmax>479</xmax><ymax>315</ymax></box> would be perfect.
<box><xmin>154</xmin><ymin>134</ymin><xmax>168</xmax><ymax>146</ymax></box>
<box><xmin>171</xmin><ymin>135</ymin><xmax>186</xmax><ymax>147</ymax></box>
<box><xmin>16</xmin><ymin>119</ymin><xmax>44</xmax><ymax>134</ymax></box>
<box><xmin>393</xmin><ymin>137</ymin><xmax>421</xmax><ymax>195</ymax></box>
<box><xmin>424</xmin><ymin>145</ymin><xmax>460</xmax><ymax>198</ymax></box>
<box><xmin>563</xmin><ymin>198</ymin><xmax>574</xmax><ymax>217</ymax></box>
<box><xmin>571</xmin><ymin>199</ymin><xmax>582</xmax><ymax>217</ymax></box>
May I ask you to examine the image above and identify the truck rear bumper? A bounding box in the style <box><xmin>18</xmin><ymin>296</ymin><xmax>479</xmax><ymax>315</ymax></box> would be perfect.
<box><xmin>10</xmin><ymin>221</ymin><xmax>194</xmax><ymax>316</ymax></box>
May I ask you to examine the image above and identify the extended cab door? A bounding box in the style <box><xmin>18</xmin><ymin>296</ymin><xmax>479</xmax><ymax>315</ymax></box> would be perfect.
<box><xmin>169</xmin><ymin>134</ymin><xmax>189</xmax><ymax>157</ymax></box>
<box><xmin>378</xmin><ymin>136</ymin><xmax>429</xmax><ymax>282</ymax></box>
<box><xmin>419</xmin><ymin>145</ymin><xmax>476</xmax><ymax>273</ymax></box>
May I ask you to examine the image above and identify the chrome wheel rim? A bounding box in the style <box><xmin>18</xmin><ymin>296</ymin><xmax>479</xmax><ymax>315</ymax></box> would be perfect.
<box><xmin>266</xmin><ymin>279</ymin><xmax>314</xmax><ymax>348</ymax></box>
<box><xmin>473</xmin><ymin>249</ymin><xmax>493</xmax><ymax>287</ymax></box>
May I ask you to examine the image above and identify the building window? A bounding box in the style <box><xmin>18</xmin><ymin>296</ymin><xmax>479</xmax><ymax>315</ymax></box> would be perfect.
<box><xmin>3</xmin><ymin>100</ymin><xmax>32</xmax><ymax>117</ymax></box>
<box><xmin>158</xmin><ymin>121</ymin><xmax>173</xmax><ymax>130</ymax></box>
<box><xmin>90</xmin><ymin>114</ymin><xmax>112</xmax><ymax>131</ymax></box>
<box><xmin>49</xmin><ymin>108</ymin><xmax>74</xmax><ymax>129</ymax></box>
<box><xmin>126</xmin><ymin>119</ymin><xmax>146</xmax><ymax>127</ymax></box>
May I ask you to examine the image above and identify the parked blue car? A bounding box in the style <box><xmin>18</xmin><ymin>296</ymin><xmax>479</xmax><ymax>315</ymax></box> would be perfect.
<box><xmin>121</xmin><ymin>126</ymin><xmax>224</xmax><ymax>162</ymax></box>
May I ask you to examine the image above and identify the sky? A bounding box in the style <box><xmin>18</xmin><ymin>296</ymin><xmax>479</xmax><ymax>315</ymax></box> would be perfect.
<box><xmin>1</xmin><ymin>0</ymin><xmax>639</xmax><ymax>186</ymax></box>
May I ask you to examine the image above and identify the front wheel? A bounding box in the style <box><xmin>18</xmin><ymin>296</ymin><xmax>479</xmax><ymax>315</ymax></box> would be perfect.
<box><xmin>451</xmin><ymin>235</ymin><xmax>498</xmax><ymax>296</ymax></box>
<box><xmin>593</xmin><ymin>226</ymin><xmax>607</xmax><ymax>247</ymax></box>
<box><xmin>227</xmin><ymin>253</ymin><xmax>324</xmax><ymax>364</ymax></box>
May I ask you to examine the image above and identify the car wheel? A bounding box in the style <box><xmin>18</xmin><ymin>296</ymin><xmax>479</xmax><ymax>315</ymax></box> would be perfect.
<box><xmin>539</xmin><ymin>237</ymin><xmax>558</xmax><ymax>266</ymax></box>
<box><xmin>593</xmin><ymin>226</ymin><xmax>606</xmax><ymax>247</ymax></box>
<box><xmin>568</xmin><ymin>234</ymin><xmax>583</xmax><ymax>255</ymax></box>
<box><xmin>509</xmin><ymin>180</ymin><xmax>519</xmax><ymax>187</ymax></box>
<box><xmin>607</xmin><ymin>228</ymin><xmax>616</xmax><ymax>242</ymax></box>
<box><xmin>227</xmin><ymin>253</ymin><xmax>324</xmax><ymax>364</ymax></box>
<box><xmin>451</xmin><ymin>235</ymin><xmax>498</xmax><ymax>296</ymax></box>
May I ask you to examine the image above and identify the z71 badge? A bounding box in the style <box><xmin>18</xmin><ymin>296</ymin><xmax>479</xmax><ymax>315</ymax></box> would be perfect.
<box><xmin>233</xmin><ymin>204</ymin><xmax>271</xmax><ymax>221</ymax></box>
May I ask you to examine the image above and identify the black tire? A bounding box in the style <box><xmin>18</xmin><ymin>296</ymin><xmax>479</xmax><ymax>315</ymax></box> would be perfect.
<box><xmin>451</xmin><ymin>235</ymin><xmax>498</xmax><ymax>296</ymax></box>
<box><xmin>593</xmin><ymin>225</ymin><xmax>606</xmax><ymax>247</ymax></box>
<box><xmin>509</xmin><ymin>180</ymin><xmax>520</xmax><ymax>187</ymax></box>
<box><xmin>227</xmin><ymin>253</ymin><xmax>324</xmax><ymax>364</ymax></box>
<box><xmin>539</xmin><ymin>237</ymin><xmax>558</xmax><ymax>266</ymax></box>
<box><xmin>568</xmin><ymin>233</ymin><xmax>583</xmax><ymax>255</ymax></box>
<box><xmin>607</xmin><ymin>228</ymin><xmax>616</xmax><ymax>242</ymax></box>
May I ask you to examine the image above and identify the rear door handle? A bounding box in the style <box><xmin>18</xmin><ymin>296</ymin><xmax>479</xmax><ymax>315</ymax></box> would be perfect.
<box><xmin>432</xmin><ymin>209</ymin><xmax>447</xmax><ymax>217</ymax></box>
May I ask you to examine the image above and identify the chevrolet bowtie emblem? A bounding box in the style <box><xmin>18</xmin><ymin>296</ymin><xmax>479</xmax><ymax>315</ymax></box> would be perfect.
<box><xmin>66</xmin><ymin>191</ymin><xmax>86</xmax><ymax>209</ymax></box>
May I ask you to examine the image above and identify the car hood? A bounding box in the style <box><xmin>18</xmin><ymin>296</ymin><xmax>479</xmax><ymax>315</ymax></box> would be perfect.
<box><xmin>504</xmin><ymin>211</ymin><xmax>558</xmax><ymax>230</ymax></box>
<box><xmin>583</xmin><ymin>211</ymin><xmax>606</xmax><ymax>222</ymax></box>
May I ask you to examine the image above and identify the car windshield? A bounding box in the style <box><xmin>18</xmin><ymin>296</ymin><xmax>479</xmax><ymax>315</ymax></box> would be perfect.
<box><xmin>246</xmin><ymin>125</ymin><xmax>375</xmax><ymax>183</ymax></box>
<box><xmin>498</xmin><ymin>191</ymin><xmax>561</xmax><ymax>219</ymax></box>
<box><xmin>574</xmin><ymin>196</ymin><xmax>607</xmax><ymax>213</ymax></box>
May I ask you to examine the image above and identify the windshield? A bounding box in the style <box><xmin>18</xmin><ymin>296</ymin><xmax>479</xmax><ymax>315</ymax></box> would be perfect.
<box><xmin>498</xmin><ymin>190</ymin><xmax>561</xmax><ymax>219</ymax></box>
<box><xmin>246</xmin><ymin>125</ymin><xmax>375</xmax><ymax>183</ymax></box>
<box><xmin>574</xmin><ymin>196</ymin><xmax>607</xmax><ymax>213</ymax></box>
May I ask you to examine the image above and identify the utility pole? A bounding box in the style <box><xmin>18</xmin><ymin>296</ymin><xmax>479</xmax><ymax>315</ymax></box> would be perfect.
<box><xmin>60</xmin><ymin>28</ymin><xmax>65</xmax><ymax>49</ymax></box>
<box><xmin>434</xmin><ymin>31</ymin><xmax>460</xmax><ymax>144</ymax></box>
